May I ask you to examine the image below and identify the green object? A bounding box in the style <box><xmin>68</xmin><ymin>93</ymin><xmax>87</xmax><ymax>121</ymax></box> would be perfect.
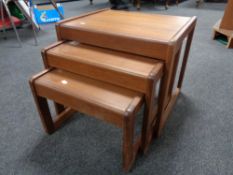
<box><xmin>215</xmin><ymin>35</ymin><xmax>228</xmax><ymax>45</ymax></box>
<box><xmin>8</xmin><ymin>2</ymin><xmax>25</xmax><ymax>20</ymax></box>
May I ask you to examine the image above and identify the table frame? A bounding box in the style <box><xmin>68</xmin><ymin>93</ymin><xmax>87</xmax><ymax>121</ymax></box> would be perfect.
<box><xmin>155</xmin><ymin>26</ymin><xmax>196</xmax><ymax>137</ymax></box>
<box><xmin>55</xmin><ymin>9</ymin><xmax>197</xmax><ymax>151</ymax></box>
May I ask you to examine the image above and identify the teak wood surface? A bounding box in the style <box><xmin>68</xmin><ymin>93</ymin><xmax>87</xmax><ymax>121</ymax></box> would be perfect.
<box><xmin>30</xmin><ymin>69</ymin><xmax>144</xmax><ymax>172</ymax></box>
<box><xmin>55</xmin><ymin>9</ymin><xmax>197</xmax><ymax>138</ymax></box>
<box><xmin>42</xmin><ymin>41</ymin><xmax>163</xmax><ymax>152</ymax></box>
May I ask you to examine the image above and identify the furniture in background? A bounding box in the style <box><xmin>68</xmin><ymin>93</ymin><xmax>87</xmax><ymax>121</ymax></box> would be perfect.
<box><xmin>0</xmin><ymin>0</ymin><xmax>39</xmax><ymax>46</ymax></box>
<box><xmin>213</xmin><ymin>0</ymin><xmax>233</xmax><ymax>48</ymax></box>
<box><xmin>48</xmin><ymin>0</ymin><xmax>65</xmax><ymax>19</ymax></box>
<box><xmin>196</xmin><ymin>0</ymin><xmax>203</xmax><ymax>7</ymax></box>
<box><xmin>0</xmin><ymin>0</ymin><xmax>21</xmax><ymax>46</ymax></box>
<box><xmin>89</xmin><ymin>0</ymin><xmax>178</xmax><ymax>10</ymax></box>
<box><xmin>134</xmin><ymin>0</ymin><xmax>179</xmax><ymax>10</ymax></box>
<box><xmin>0</xmin><ymin>0</ymin><xmax>65</xmax><ymax>46</ymax></box>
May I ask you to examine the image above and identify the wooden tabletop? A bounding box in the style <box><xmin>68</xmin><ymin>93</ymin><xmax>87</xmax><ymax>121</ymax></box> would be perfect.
<box><xmin>63</xmin><ymin>10</ymin><xmax>191</xmax><ymax>42</ymax></box>
<box><xmin>35</xmin><ymin>69</ymin><xmax>143</xmax><ymax>116</ymax></box>
<box><xmin>56</xmin><ymin>9</ymin><xmax>196</xmax><ymax>60</ymax></box>
<box><xmin>47</xmin><ymin>41</ymin><xmax>162</xmax><ymax>78</ymax></box>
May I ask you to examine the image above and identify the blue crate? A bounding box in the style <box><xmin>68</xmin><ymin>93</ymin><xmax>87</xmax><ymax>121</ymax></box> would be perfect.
<box><xmin>33</xmin><ymin>4</ymin><xmax>64</xmax><ymax>25</ymax></box>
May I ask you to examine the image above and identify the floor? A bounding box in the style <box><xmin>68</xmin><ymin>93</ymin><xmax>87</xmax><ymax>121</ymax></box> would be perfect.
<box><xmin>0</xmin><ymin>0</ymin><xmax>233</xmax><ymax>175</ymax></box>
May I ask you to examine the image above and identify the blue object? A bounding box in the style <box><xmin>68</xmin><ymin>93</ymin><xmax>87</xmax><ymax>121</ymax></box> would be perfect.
<box><xmin>33</xmin><ymin>4</ymin><xmax>64</xmax><ymax>25</ymax></box>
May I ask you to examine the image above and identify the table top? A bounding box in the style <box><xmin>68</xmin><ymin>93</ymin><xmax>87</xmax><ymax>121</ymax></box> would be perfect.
<box><xmin>57</xmin><ymin>9</ymin><xmax>196</xmax><ymax>59</ymax></box>
<box><xmin>35</xmin><ymin>69</ymin><xmax>143</xmax><ymax>117</ymax></box>
<box><xmin>63</xmin><ymin>10</ymin><xmax>192</xmax><ymax>43</ymax></box>
<box><xmin>47</xmin><ymin>41</ymin><xmax>162</xmax><ymax>78</ymax></box>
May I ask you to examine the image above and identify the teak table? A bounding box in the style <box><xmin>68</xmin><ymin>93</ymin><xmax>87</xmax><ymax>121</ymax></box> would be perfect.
<box><xmin>55</xmin><ymin>9</ymin><xmax>196</xmax><ymax>148</ymax></box>
<box><xmin>41</xmin><ymin>40</ymin><xmax>163</xmax><ymax>153</ymax></box>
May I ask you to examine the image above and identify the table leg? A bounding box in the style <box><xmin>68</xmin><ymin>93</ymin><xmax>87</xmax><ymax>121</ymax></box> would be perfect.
<box><xmin>123</xmin><ymin>112</ymin><xmax>135</xmax><ymax>172</ymax></box>
<box><xmin>178</xmin><ymin>29</ymin><xmax>195</xmax><ymax>89</ymax></box>
<box><xmin>141</xmin><ymin>79</ymin><xmax>156</xmax><ymax>153</ymax></box>
<box><xmin>154</xmin><ymin>47</ymin><xmax>177</xmax><ymax>137</ymax></box>
<box><xmin>154</xmin><ymin>28</ymin><xmax>195</xmax><ymax>137</ymax></box>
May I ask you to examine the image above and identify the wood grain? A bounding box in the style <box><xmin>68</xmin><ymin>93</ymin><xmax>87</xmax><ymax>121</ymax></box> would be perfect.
<box><xmin>56</xmin><ymin>9</ymin><xmax>195</xmax><ymax>60</ymax></box>
<box><xmin>44</xmin><ymin>41</ymin><xmax>163</xmax><ymax>93</ymax></box>
<box><xmin>30</xmin><ymin>68</ymin><xmax>144</xmax><ymax>172</ymax></box>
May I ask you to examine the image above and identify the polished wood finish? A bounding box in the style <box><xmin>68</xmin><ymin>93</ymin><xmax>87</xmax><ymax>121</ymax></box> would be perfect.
<box><xmin>155</xmin><ymin>27</ymin><xmax>195</xmax><ymax>137</ymax></box>
<box><xmin>55</xmin><ymin>9</ymin><xmax>197</xmax><ymax>137</ymax></box>
<box><xmin>29</xmin><ymin>69</ymin><xmax>144</xmax><ymax>172</ymax></box>
<box><xmin>29</xmin><ymin>9</ymin><xmax>197</xmax><ymax>172</ymax></box>
<box><xmin>42</xmin><ymin>40</ymin><xmax>163</xmax><ymax>152</ymax></box>
<box><xmin>42</xmin><ymin>41</ymin><xmax>163</xmax><ymax>92</ymax></box>
<box><xmin>56</xmin><ymin>9</ymin><xmax>196</xmax><ymax>60</ymax></box>
<box><xmin>33</xmin><ymin>69</ymin><xmax>143</xmax><ymax>127</ymax></box>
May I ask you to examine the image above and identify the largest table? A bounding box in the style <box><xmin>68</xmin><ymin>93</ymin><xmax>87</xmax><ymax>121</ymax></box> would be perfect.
<box><xmin>55</xmin><ymin>9</ymin><xmax>196</xmax><ymax>150</ymax></box>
